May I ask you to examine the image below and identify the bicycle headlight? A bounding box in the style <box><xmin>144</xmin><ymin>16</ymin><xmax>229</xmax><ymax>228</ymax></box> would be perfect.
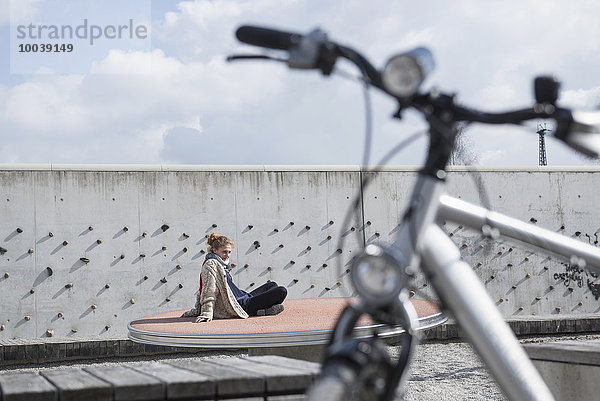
<box><xmin>381</xmin><ymin>47</ymin><xmax>434</xmax><ymax>98</ymax></box>
<box><xmin>350</xmin><ymin>244</ymin><xmax>408</xmax><ymax>305</ymax></box>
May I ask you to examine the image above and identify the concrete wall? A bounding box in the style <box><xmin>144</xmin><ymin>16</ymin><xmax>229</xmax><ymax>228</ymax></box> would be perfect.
<box><xmin>0</xmin><ymin>165</ymin><xmax>599</xmax><ymax>340</ymax></box>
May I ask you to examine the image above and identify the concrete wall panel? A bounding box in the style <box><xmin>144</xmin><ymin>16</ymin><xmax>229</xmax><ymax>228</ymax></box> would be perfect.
<box><xmin>0</xmin><ymin>166</ymin><xmax>599</xmax><ymax>341</ymax></box>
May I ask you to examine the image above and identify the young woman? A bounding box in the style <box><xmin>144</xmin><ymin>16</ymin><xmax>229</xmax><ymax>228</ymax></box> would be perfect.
<box><xmin>182</xmin><ymin>233</ymin><xmax>287</xmax><ymax>323</ymax></box>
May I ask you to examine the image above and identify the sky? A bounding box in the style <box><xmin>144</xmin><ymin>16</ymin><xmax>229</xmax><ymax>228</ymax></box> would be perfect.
<box><xmin>1</xmin><ymin>0</ymin><xmax>600</xmax><ymax>166</ymax></box>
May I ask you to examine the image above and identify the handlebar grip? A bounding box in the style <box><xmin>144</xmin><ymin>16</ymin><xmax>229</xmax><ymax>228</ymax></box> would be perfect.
<box><xmin>235</xmin><ymin>25</ymin><xmax>302</xmax><ymax>50</ymax></box>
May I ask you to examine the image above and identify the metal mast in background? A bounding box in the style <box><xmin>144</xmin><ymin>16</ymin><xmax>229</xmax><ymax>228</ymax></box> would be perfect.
<box><xmin>537</xmin><ymin>124</ymin><xmax>549</xmax><ymax>166</ymax></box>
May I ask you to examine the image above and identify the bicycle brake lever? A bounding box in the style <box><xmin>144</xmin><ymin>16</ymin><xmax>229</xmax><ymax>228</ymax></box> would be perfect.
<box><xmin>226</xmin><ymin>54</ymin><xmax>287</xmax><ymax>63</ymax></box>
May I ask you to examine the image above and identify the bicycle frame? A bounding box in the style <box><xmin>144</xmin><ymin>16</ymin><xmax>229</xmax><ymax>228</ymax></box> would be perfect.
<box><xmin>393</xmin><ymin>171</ymin><xmax>600</xmax><ymax>401</ymax></box>
<box><xmin>231</xmin><ymin>24</ymin><xmax>600</xmax><ymax>401</ymax></box>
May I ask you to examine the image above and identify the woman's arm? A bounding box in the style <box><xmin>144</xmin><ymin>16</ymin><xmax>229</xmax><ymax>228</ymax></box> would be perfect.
<box><xmin>196</xmin><ymin>264</ymin><xmax>218</xmax><ymax>322</ymax></box>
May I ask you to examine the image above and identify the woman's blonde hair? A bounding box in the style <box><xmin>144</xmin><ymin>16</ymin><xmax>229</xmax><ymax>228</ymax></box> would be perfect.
<box><xmin>207</xmin><ymin>232</ymin><xmax>234</xmax><ymax>252</ymax></box>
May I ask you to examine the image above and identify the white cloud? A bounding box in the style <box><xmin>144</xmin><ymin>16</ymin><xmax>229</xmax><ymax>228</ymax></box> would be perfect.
<box><xmin>2</xmin><ymin>0</ymin><xmax>600</xmax><ymax>165</ymax></box>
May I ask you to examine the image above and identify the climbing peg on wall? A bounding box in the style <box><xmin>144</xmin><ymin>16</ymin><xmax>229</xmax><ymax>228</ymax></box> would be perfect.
<box><xmin>322</xmin><ymin>263</ymin><xmax>328</xmax><ymax>268</ymax></box>
<box><xmin>161</xmin><ymin>224</ymin><xmax>170</xmax><ymax>232</ymax></box>
<box><xmin>476</xmin><ymin>262</ymin><xmax>483</xmax><ymax>267</ymax></box>
<box><xmin>65</xmin><ymin>283</ymin><xmax>73</xmax><ymax>288</ymax></box>
<box><xmin>46</xmin><ymin>267</ymin><xmax>53</xmax><ymax>276</ymax></box>
<box><xmin>120</xmin><ymin>254</ymin><xmax>125</xmax><ymax>259</ymax></box>
<box><xmin>142</xmin><ymin>232</ymin><xmax>147</xmax><ymax>237</ymax></box>
<box><xmin>535</xmin><ymin>296</ymin><xmax>541</xmax><ymax>301</ymax></box>
<box><xmin>306</xmin><ymin>265</ymin><xmax>311</xmax><ymax>269</ymax></box>
<box><xmin>183</xmin><ymin>247</ymin><xmax>188</xmax><ymax>253</ymax></box>
<box><xmin>80</xmin><ymin>257</ymin><xmax>90</xmax><ymax>264</ymax></box>
<box><xmin>48</xmin><ymin>232</ymin><xmax>54</xmax><ymax>237</ymax></box>
<box><xmin>200</xmin><ymin>250</ymin><xmax>206</xmax><ymax>254</ymax></box>
<box><xmin>290</xmin><ymin>260</ymin><xmax>295</xmax><ymax>265</ymax></box>
<box><xmin>212</xmin><ymin>223</ymin><xmax>218</xmax><ymax>228</ymax></box>
<box><xmin>105</xmin><ymin>284</ymin><xmax>110</xmax><ymax>289</ymax></box>
<box><xmin>28</xmin><ymin>248</ymin><xmax>34</xmax><ymax>254</ymax></box>
<box><xmin>366</xmin><ymin>221</ymin><xmax>372</xmax><ymax>226</ymax></box>
<box><xmin>497</xmin><ymin>251</ymin><xmax>502</xmax><ymax>256</ymax></box>
<box><xmin>248</xmin><ymin>225</ymin><xmax>253</xmax><ymax>230</ymax></box>
<box><xmin>97</xmin><ymin>239</ymin><xmax>102</xmax><ymax>244</ymax></box>
<box><xmin>244</xmin><ymin>264</ymin><xmax>249</xmax><ymax>268</ymax></box>
<box><xmin>179</xmin><ymin>284</ymin><xmax>183</xmax><ymax>289</ymax></box>
<box><xmin>162</xmin><ymin>246</ymin><xmax>167</xmax><ymax>251</ymax></box>
<box><xmin>524</xmin><ymin>257</ymin><xmax>529</xmax><ymax>261</ymax></box>
<box><xmin>409</xmin><ymin>291</ymin><xmax>415</xmax><ymax>297</ymax></box>
<box><xmin>165</xmin><ymin>298</ymin><xmax>171</xmax><ymax>302</ymax></box>
<box><xmin>273</xmin><ymin>228</ymin><xmax>279</xmax><ymax>232</ymax></box>
<box><xmin>253</xmin><ymin>241</ymin><xmax>260</xmax><ymax>249</ymax></box>
<box><xmin>267</xmin><ymin>266</ymin><xmax>272</xmax><ymax>271</ymax></box>
<box><xmin>182</xmin><ymin>233</ymin><xmax>189</xmax><ymax>238</ymax></box>
<box><xmin>555</xmin><ymin>307</ymin><xmax>561</xmax><ymax>312</ymax></box>
<box><xmin>337</xmin><ymin>249</ymin><xmax>343</xmax><ymax>254</ymax></box>
<box><xmin>16</xmin><ymin>228</ymin><xmax>23</xmax><ymax>233</ymax></box>
<box><xmin>0</xmin><ymin>247</ymin><xmax>7</xmax><ymax>255</ymax></box>
<box><xmin>310</xmin><ymin>284</ymin><xmax>315</xmax><ymax>288</ymax></box>
<box><xmin>530</xmin><ymin>217</ymin><xmax>537</xmax><ymax>223</ymax></box>
<box><xmin>375</xmin><ymin>232</ymin><xmax>380</xmax><ymax>237</ymax></box>
<box><xmin>329</xmin><ymin>220</ymin><xmax>334</xmax><ymax>225</ymax></box>
<box><xmin>91</xmin><ymin>304</ymin><xmax>97</xmax><ymax>310</ymax></box>
<box><xmin>279</xmin><ymin>244</ymin><xmax>284</xmax><ymax>248</ymax></box>
<box><xmin>290</xmin><ymin>221</ymin><xmax>295</xmax><ymax>226</ymax></box>
<box><xmin>160</xmin><ymin>277</ymin><xmax>167</xmax><ymax>283</ymax></box>
<box><xmin>123</xmin><ymin>226</ymin><xmax>129</xmax><ymax>232</ymax></box>
<box><xmin>63</xmin><ymin>241</ymin><xmax>69</xmax><ymax>246</ymax></box>
<box><xmin>293</xmin><ymin>279</ymin><xmax>299</xmax><ymax>283</ymax></box>
<box><xmin>231</xmin><ymin>263</ymin><xmax>237</xmax><ymax>268</ymax></box>
<box><xmin>525</xmin><ymin>273</ymin><xmax>531</xmax><ymax>278</ymax></box>
<box><xmin>0</xmin><ymin>324</ymin><xmax>5</xmax><ymax>331</ymax></box>
<box><xmin>140</xmin><ymin>254</ymin><xmax>146</xmax><ymax>258</ymax></box>
<box><xmin>29</xmin><ymin>289</ymin><xmax>35</xmax><ymax>294</ymax></box>
<box><xmin>130</xmin><ymin>298</ymin><xmax>135</xmax><ymax>304</ymax></box>
<box><xmin>306</xmin><ymin>246</ymin><xmax>312</xmax><ymax>251</ymax></box>
<box><xmin>143</xmin><ymin>276</ymin><xmax>148</xmax><ymax>280</ymax></box>
<box><xmin>25</xmin><ymin>315</ymin><xmax>31</xmax><ymax>321</ymax></box>
<box><xmin>518</xmin><ymin>306</ymin><xmax>524</xmax><ymax>311</ymax></box>
<box><xmin>305</xmin><ymin>225</ymin><xmax>311</xmax><ymax>230</ymax></box>
<box><xmin>327</xmin><ymin>236</ymin><xmax>332</xmax><ymax>240</ymax></box>
<box><xmin>350</xmin><ymin>227</ymin><xmax>355</xmax><ymax>231</ymax></box>
<box><xmin>89</xmin><ymin>226</ymin><xmax>94</xmax><ymax>231</ymax></box>
<box><xmin>176</xmin><ymin>264</ymin><xmax>182</xmax><ymax>269</ymax></box>
<box><xmin>46</xmin><ymin>329</ymin><xmax>54</xmax><ymax>337</ymax></box>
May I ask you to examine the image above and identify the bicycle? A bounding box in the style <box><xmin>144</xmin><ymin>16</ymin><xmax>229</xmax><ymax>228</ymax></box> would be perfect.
<box><xmin>228</xmin><ymin>25</ymin><xmax>600</xmax><ymax>401</ymax></box>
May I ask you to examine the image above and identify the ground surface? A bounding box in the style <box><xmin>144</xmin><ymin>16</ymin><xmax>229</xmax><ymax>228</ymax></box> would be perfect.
<box><xmin>3</xmin><ymin>334</ymin><xmax>600</xmax><ymax>400</ymax></box>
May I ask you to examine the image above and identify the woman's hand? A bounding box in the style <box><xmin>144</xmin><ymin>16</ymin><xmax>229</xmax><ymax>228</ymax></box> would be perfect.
<box><xmin>194</xmin><ymin>316</ymin><xmax>212</xmax><ymax>323</ymax></box>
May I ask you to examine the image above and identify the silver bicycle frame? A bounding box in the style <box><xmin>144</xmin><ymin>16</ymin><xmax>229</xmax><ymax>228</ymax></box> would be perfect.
<box><xmin>392</xmin><ymin>170</ymin><xmax>600</xmax><ymax>401</ymax></box>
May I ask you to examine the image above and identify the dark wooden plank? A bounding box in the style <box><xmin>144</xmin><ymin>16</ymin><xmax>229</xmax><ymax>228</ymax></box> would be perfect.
<box><xmin>168</xmin><ymin>358</ymin><xmax>264</xmax><ymax>398</ymax></box>
<box><xmin>40</xmin><ymin>369</ymin><xmax>111</xmax><ymax>401</ymax></box>
<box><xmin>524</xmin><ymin>340</ymin><xmax>600</xmax><ymax>366</ymax></box>
<box><xmin>0</xmin><ymin>372</ymin><xmax>57</xmax><ymax>401</ymax></box>
<box><xmin>84</xmin><ymin>365</ymin><xmax>163</xmax><ymax>401</ymax></box>
<box><xmin>267</xmin><ymin>396</ymin><xmax>306</xmax><ymax>401</ymax></box>
<box><xmin>130</xmin><ymin>362</ymin><xmax>215</xmax><ymax>400</ymax></box>
<box><xmin>209</xmin><ymin>357</ymin><xmax>313</xmax><ymax>393</ymax></box>
<box><xmin>244</xmin><ymin>356</ymin><xmax>321</xmax><ymax>374</ymax></box>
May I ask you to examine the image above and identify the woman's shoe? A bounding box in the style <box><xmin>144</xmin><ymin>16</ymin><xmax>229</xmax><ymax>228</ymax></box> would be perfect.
<box><xmin>256</xmin><ymin>304</ymin><xmax>284</xmax><ymax>316</ymax></box>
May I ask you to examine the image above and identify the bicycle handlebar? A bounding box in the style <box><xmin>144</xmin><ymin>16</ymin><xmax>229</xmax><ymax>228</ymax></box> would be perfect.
<box><xmin>232</xmin><ymin>24</ymin><xmax>600</xmax><ymax>159</ymax></box>
<box><xmin>236</xmin><ymin>26</ymin><xmax>302</xmax><ymax>50</ymax></box>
